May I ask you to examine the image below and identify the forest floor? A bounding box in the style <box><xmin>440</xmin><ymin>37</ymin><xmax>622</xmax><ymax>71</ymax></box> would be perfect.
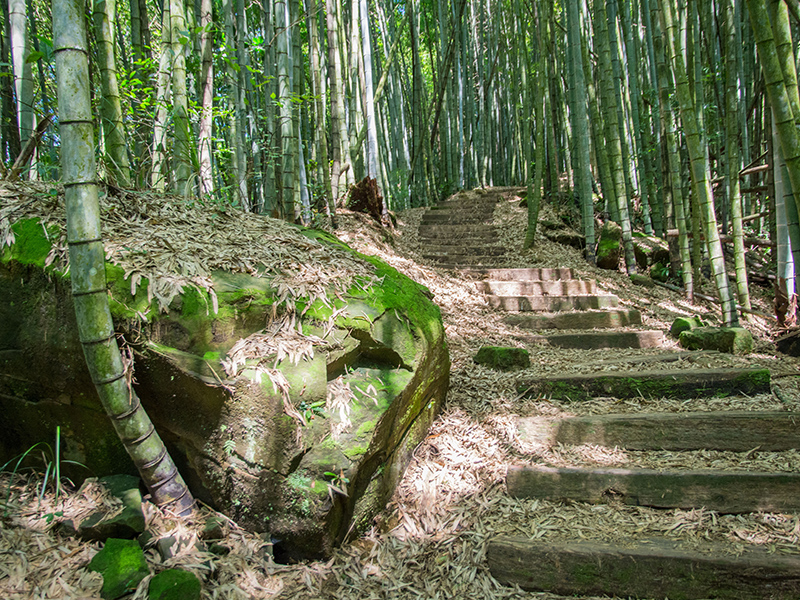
<box><xmin>2</xmin><ymin>188</ymin><xmax>799</xmax><ymax>599</ymax></box>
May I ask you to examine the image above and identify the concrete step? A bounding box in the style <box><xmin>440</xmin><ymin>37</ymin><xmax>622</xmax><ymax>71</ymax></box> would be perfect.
<box><xmin>461</xmin><ymin>267</ymin><xmax>575</xmax><ymax>281</ymax></box>
<box><xmin>488</xmin><ymin>536</ymin><xmax>800</xmax><ymax>599</ymax></box>
<box><xmin>478</xmin><ymin>279</ymin><xmax>597</xmax><ymax>296</ymax></box>
<box><xmin>518</xmin><ymin>411</ymin><xmax>800</xmax><ymax>452</ymax></box>
<box><xmin>506</xmin><ymin>464</ymin><xmax>800</xmax><ymax>513</ymax></box>
<box><xmin>504</xmin><ymin>308</ymin><xmax>642</xmax><ymax>330</ymax></box>
<box><xmin>516</xmin><ymin>367</ymin><xmax>771</xmax><ymax>401</ymax></box>
<box><xmin>519</xmin><ymin>330</ymin><xmax>663</xmax><ymax>349</ymax></box>
<box><xmin>487</xmin><ymin>294</ymin><xmax>619</xmax><ymax>312</ymax></box>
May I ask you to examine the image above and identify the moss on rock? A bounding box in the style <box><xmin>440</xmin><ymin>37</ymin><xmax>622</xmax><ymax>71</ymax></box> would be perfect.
<box><xmin>678</xmin><ymin>327</ymin><xmax>753</xmax><ymax>355</ymax></box>
<box><xmin>474</xmin><ymin>346</ymin><xmax>530</xmax><ymax>370</ymax></box>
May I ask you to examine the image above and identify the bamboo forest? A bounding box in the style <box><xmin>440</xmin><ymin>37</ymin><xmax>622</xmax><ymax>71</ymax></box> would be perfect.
<box><xmin>5</xmin><ymin>0</ymin><xmax>800</xmax><ymax>598</ymax></box>
<box><xmin>0</xmin><ymin>0</ymin><xmax>794</xmax><ymax>325</ymax></box>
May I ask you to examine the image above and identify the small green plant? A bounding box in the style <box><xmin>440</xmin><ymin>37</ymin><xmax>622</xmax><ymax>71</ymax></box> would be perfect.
<box><xmin>299</xmin><ymin>400</ymin><xmax>326</xmax><ymax>424</ymax></box>
<box><xmin>323</xmin><ymin>470</ymin><xmax>349</xmax><ymax>498</ymax></box>
<box><xmin>223</xmin><ymin>439</ymin><xmax>237</xmax><ymax>456</ymax></box>
<box><xmin>1</xmin><ymin>426</ymin><xmax>86</xmax><ymax>516</ymax></box>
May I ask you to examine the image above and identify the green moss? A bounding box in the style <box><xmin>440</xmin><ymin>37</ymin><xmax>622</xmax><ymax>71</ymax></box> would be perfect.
<box><xmin>343</xmin><ymin>445</ymin><xmax>368</xmax><ymax>460</ymax></box>
<box><xmin>474</xmin><ymin>346</ymin><xmax>530</xmax><ymax>370</ymax></box>
<box><xmin>355</xmin><ymin>420</ymin><xmax>376</xmax><ymax>437</ymax></box>
<box><xmin>734</xmin><ymin>369</ymin><xmax>770</xmax><ymax>390</ymax></box>
<box><xmin>87</xmin><ymin>538</ymin><xmax>150</xmax><ymax>600</ymax></box>
<box><xmin>571</xmin><ymin>562</ymin><xmax>599</xmax><ymax>586</ymax></box>
<box><xmin>148</xmin><ymin>569</ymin><xmax>201</xmax><ymax>600</ymax></box>
<box><xmin>2</xmin><ymin>218</ymin><xmax>58</xmax><ymax>268</ymax></box>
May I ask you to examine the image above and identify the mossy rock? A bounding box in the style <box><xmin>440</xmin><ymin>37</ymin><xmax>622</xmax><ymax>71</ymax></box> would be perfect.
<box><xmin>596</xmin><ymin>221</ymin><xmax>622</xmax><ymax>271</ymax></box>
<box><xmin>474</xmin><ymin>346</ymin><xmax>530</xmax><ymax>370</ymax></box>
<box><xmin>148</xmin><ymin>569</ymin><xmax>201</xmax><ymax>600</ymax></box>
<box><xmin>1</xmin><ymin>211</ymin><xmax>449</xmax><ymax>561</ymax></box>
<box><xmin>670</xmin><ymin>316</ymin><xmax>706</xmax><ymax>338</ymax></box>
<box><xmin>632</xmin><ymin>233</ymin><xmax>670</xmax><ymax>270</ymax></box>
<box><xmin>87</xmin><ymin>538</ymin><xmax>150</xmax><ymax>600</ymax></box>
<box><xmin>678</xmin><ymin>327</ymin><xmax>753</xmax><ymax>355</ymax></box>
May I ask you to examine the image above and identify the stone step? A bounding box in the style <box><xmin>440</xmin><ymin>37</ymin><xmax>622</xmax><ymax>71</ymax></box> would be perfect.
<box><xmin>516</xmin><ymin>367</ymin><xmax>771</xmax><ymax>401</ymax></box>
<box><xmin>478</xmin><ymin>279</ymin><xmax>597</xmax><ymax>296</ymax></box>
<box><xmin>421</xmin><ymin>213</ymin><xmax>493</xmax><ymax>224</ymax></box>
<box><xmin>417</xmin><ymin>233</ymin><xmax>498</xmax><ymax>244</ymax></box>
<box><xmin>461</xmin><ymin>267</ymin><xmax>575</xmax><ymax>281</ymax></box>
<box><xmin>422</xmin><ymin>245</ymin><xmax>506</xmax><ymax>257</ymax></box>
<box><xmin>487</xmin><ymin>294</ymin><xmax>619</xmax><ymax>312</ymax></box>
<box><xmin>517</xmin><ymin>411</ymin><xmax>800</xmax><ymax>452</ymax></box>
<box><xmin>506</xmin><ymin>464</ymin><xmax>800</xmax><ymax>513</ymax></box>
<box><xmin>518</xmin><ymin>330</ymin><xmax>664</xmax><ymax>349</ymax></box>
<box><xmin>418</xmin><ymin>224</ymin><xmax>498</xmax><ymax>237</ymax></box>
<box><xmin>505</xmin><ymin>308</ymin><xmax>642</xmax><ymax>330</ymax></box>
<box><xmin>488</xmin><ymin>536</ymin><xmax>800</xmax><ymax>599</ymax></box>
<box><xmin>429</xmin><ymin>202</ymin><xmax>497</xmax><ymax>211</ymax></box>
<box><xmin>424</xmin><ymin>254</ymin><xmax>506</xmax><ymax>265</ymax></box>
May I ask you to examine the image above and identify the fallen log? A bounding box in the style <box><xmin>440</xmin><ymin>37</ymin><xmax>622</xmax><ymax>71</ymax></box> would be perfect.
<box><xmin>665</xmin><ymin>229</ymin><xmax>774</xmax><ymax>247</ymax></box>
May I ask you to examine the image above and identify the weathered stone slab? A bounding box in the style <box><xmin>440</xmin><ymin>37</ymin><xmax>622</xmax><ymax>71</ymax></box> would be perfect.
<box><xmin>461</xmin><ymin>267</ymin><xmax>575</xmax><ymax>281</ymax></box>
<box><xmin>505</xmin><ymin>309</ymin><xmax>642</xmax><ymax>330</ymax></box>
<box><xmin>679</xmin><ymin>326</ymin><xmax>754</xmax><ymax>355</ymax></box>
<box><xmin>477</xmin><ymin>279</ymin><xmax>596</xmax><ymax>296</ymax></box>
<box><xmin>507</xmin><ymin>465</ymin><xmax>800</xmax><ymax>513</ymax></box>
<box><xmin>488</xmin><ymin>536</ymin><xmax>800</xmax><ymax>599</ymax></box>
<box><xmin>518</xmin><ymin>330</ymin><xmax>663</xmax><ymax>350</ymax></box>
<box><xmin>487</xmin><ymin>294</ymin><xmax>619</xmax><ymax>312</ymax></box>
<box><xmin>517</xmin><ymin>367</ymin><xmax>770</xmax><ymax>401</ymax></box>
<box><xmin>545</xmin><ymin>411</ymin><xmax>800</xmax><ymax>451</ymax></box>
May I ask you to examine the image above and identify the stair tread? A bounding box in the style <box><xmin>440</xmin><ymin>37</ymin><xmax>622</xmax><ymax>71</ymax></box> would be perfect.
<box><xmin>517</xmin><ymin>410</ymin><xmax>800</xmax><ymax>452</ymax></box>
<box><xmin>488</xmin><ymin>536</ymin><xmax>800</xmax><ymax>599</ymax></box>
<box><xmin>516</xmin><ymin>366</ymin><xmax>771</xmax><ymax>401</ymax></box>
<box><xmin>506</xmin><ymin>464</ymin><xmax>800</xmax><ymax>513</ymax></box>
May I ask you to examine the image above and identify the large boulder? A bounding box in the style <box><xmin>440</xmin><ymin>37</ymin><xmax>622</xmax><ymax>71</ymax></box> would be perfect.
<box><xmin>0</xmin><ymin>190</ymin><xmax>450</xmax><ymax>560</ymax></box>
<box><xmin>632</xmin><ymin>232</ymin><xmax>670</xmax><ymax>271</ymax></box>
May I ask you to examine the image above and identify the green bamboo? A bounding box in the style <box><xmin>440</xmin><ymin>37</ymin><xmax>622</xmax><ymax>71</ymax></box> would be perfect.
<box><xmin>93</xmin><ymin>0</ymin><xmax>131</xmax><ymax>187</ymax></box>
<box><xmin>54</xmin><ymin>0</ymin><xmax>193</xmax><ymax>516</ymax></box>
<box><xmin>661</xmin><ymin>0</ymin><xmax>736</xmax><ymax>325</ymax></box>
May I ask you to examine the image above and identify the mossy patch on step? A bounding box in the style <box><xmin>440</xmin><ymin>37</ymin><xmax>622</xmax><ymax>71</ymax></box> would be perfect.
<box><xmin>474</xmin><ymin>346</ymin><xmax>530</xmax><ymax>370</ymax></box>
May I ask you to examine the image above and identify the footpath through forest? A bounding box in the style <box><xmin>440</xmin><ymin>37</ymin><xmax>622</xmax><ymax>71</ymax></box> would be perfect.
<box><xmin>2</xmin><ymin>187</ymin><xmax>800</xmax><ymax>599</ymax></box>
<box><xmin>333</xmin><ymin>187</ymin><xmax>800</xmax><ymax>600</ymax></box>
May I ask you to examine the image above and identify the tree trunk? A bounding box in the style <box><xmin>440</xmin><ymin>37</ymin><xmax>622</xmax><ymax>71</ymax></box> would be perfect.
<box><xmin>93</xmin><ymin>0</ymin><xmax>131</xmax><ymax>187</ymax></box>
<box><xmin>54</xmin><ymin>0</ymin><xmax>194</xmax><ymax>516</ymax></box>
<box><xmin>197</xmin><ymin>0</ymin><xmax>214</xmax><ymax>198</ymax></box>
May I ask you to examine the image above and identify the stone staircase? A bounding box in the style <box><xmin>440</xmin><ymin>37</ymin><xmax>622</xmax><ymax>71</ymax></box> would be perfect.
<box><xmin>417</xmin><ymin>190</ymin><xmax>800</xmax><ymax>599</ymax></box>
<box><xmin>419</xmin><ymin>193</ymin><xmax>663</xmax><ymax>350</ymax></box>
